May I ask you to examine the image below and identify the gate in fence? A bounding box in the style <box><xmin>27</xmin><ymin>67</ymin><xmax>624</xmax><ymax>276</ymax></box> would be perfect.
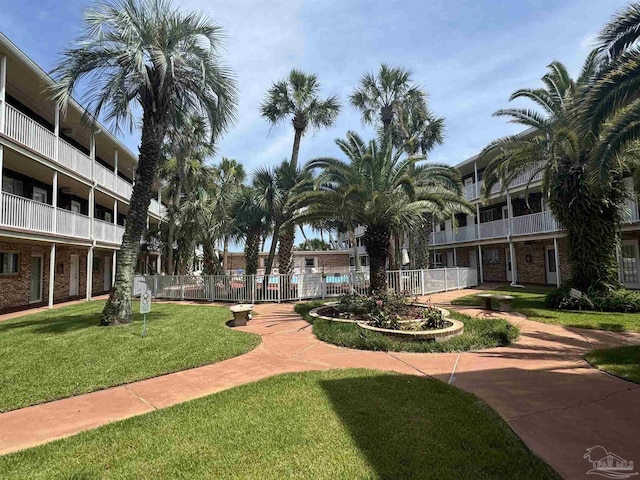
<box><xmin>134</xmin><ymin>267</ymin><xmax>478</xmax><ymax>303</ymax></box>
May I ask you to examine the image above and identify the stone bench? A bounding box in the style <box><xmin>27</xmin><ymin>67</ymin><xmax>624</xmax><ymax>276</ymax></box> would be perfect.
<box><xmin>229</xmin><ymin>304</ymin><xmax>254</xmax><ymax>326</ymax></box>
<box><xmin>475</xmin><ymin>293</ymin><xmax>515</xmax><ymax>312</ymax></box>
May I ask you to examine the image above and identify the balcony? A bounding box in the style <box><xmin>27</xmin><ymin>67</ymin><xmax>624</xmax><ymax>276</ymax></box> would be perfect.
<box><xmin>1</xmin><ymin>192</ymin><xmax>90</xmax><ymax>239</ymax></box>
<box><xmin>93</xmin><ymin>218</ymin><xmax>125</xmax><ymax>244</ymax></box>
<box><xmin>511</xmin><ymin>210</ymin><xmax>558</xmax><ymax>236</ymax></box>
<box><xmin>625</xmin><ymin>199</ymin><xmax>640</xmax><ymax>223</ymax></box>
<box><xmin>94</xmin><ymin>162</ymin><xmax>133</xmax><ymax>199</ymax></box>
<box><xmin>463</xmin><ymin>163</ymin><xmax>544</xmax><ymax>201</ymax></box>
<box><xmin>149</xmin><ymin>198</ymin><xmax>167</xmax><ymax>217</ymax></box>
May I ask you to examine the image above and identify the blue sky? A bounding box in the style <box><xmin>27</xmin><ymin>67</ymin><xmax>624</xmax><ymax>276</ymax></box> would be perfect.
<box><xmin>0</xmin><ymin>0</ymin><xmax>630</xmax><ymax>248</ymax></box>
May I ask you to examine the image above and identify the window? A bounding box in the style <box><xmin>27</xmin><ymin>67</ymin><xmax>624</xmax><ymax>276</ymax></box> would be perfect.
<box><xmin>304</xmin><ymin>258</ymin><xmax>315</xmax><ymax>268</ymax></box>
<box><xmin>359</xmin><ymin>255</ymin><xmax>368</xmax><ymax>267</ymax></box>
<box><xmin>482</xmin><ymin>249</ymin><xmax>500</xmax><ymax>265</ymax></box>
<box><xmin>104</xmin><ymin>212</ymin><xmax>113</xmax><ymax>223</ymax></box>
<box><xmin>434</xmin><ymin>252</ymin><xmax>443</xmax><ymax>266</ymax></box>
<box><xmin>71</xmin><ymin>201</ymin><xmax>81</xmax><ymax>214</ymax></box>
<box><xmin>0</xmin><ymin>252</ymin><xmax>19</xmax><ymax>275</ymax></box>
<box><xmin>32</xmin><ymin>187</ymin><xmax>47</xmax><ymax>204</ymax></box>
<box><xmin>3</xmin><ymin>176</ymin><xmax>23</xmax><ymax>196</ymax></box>
<box><xmin>480</xmin><ymin>209</ymin><xmax>494</xmax><ymax>223</ymax></box>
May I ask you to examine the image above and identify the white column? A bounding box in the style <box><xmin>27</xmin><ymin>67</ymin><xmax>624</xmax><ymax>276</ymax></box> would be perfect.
<box><xmin>478</xmin><ymin>244</ymin><xmax>484</xmax><ymax>284</ymax></box>
<box><xmin>89</xmin><ymin>188</ymin><xmax>95</xmax><ymax>240</ymax></box>
<box><xmin>509</xmin><ymin>242</ymin><xmax>518</xmax><ymax>286</ymax></box>
<box><xmin>506</xmin><ymin>190</ymin><xmax>513</xmax><ymax>235</ymax></box>
<box><xmin>114</xmin><ymin>149</ymin><xmax>118</xmax><ymax>175</ymax></box>
<box><xmin>112</xmin><ymin>250</ymin><xmax>116</xmax><ymax>286</ymax></box>
<box><xmin>48</xmin><ymin>243</ymin><xmax>56</xmax><ymax>308</ymax></box>
<box><xmin>453</xmin><ymin>247</ymin><xmax>457</xmax><ymax>267</ymax></box>
<box><xmin>473</xmin><ymin>161</ymin><xmax>479</xmax><ymax>198</ymax></box>
<box><xmin>54</xmin><ymin>106</ymin><xmax>60</xmax><ymax>161</ymax></box>
<box><xmin>0</xmin><ymin>54</ymin><xmax>6</xmax><ymax>134</ymax></box>
<box><xmin>86</xmin><ymin>246</ymin><xmax>93</xmax><ymax>301</ymax></box>
<box><xmin>113</xmin><ymin>199</ymin><xmax>118</xmax><ymax>225</ymax></box>
<box><xmin>476</xmin><ymin>204</ymin><xmax>481</xmax><ymax>239</ymax></box>
<box><xmin>0</xmin><ymin>145</ymin><xmax>3</xmax><ymax>225</ymax></box>
<box><xmin>90</xmin><ymin>132</ymin><xmax>96</xmax><ymax>184</ymax></box>
<box><xmin>52</xmin><ymin>171</ymin><xmax>58</xmax><ymax>233</ymax></box>
<box><xmin>553</xmin><ymin>237</ymin><xmax>561</xmax><ymax>288</ymax></box>
<box><xmin>156</xmin><ymin>254</ymin><xmax>161</xmax><ymax>274</ymax></box>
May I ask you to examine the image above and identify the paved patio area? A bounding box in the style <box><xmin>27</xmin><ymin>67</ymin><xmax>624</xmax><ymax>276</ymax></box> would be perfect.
<box><xmin>1</xmin><ymin>287</ymin><xmax>640</xmax><ymax>479</ymax></box>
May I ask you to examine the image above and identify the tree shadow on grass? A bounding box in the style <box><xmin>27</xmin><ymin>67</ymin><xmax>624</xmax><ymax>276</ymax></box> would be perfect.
<box><xmin>0</xmin><ymin>310</ymin><xmax>170</xmax><ymax>335</ymax></box>
<box><xmin>319</xmin><ymin>372</ymin><xmax>558</xmax><ymax>480</ymax></box>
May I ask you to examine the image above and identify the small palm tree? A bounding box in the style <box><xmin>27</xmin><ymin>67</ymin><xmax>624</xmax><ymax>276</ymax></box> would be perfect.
<box><xmin>214</xmin><ymin>158</ymin><xmax>246</xmax><ymax>270</ymax></box>
<box><xmin>350</xmin><ymin>64</ymin><xmax>424</xmax><ymax>135</ymax></box>
<box><xmin>302</xmin><ymin>132</ymin><xmax>469</xmax><ymax>293</ymax></box>
<box><xmin>232</xmin><ymin>186</ymin><xmax>271</xmax><ymax>275</ymax></box>
<box><xmin>162</xmin><ymin>114</ymin><xmax>214</xmax><ymax>275</ymax></box>
<box><xmin>51</xmin><ymin>0</ymin><xmax>237</xmax><ymax>325</ymax></box>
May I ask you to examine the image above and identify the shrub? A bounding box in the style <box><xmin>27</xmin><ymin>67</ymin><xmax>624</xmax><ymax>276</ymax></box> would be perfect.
<box><xmin>545</xmin><ymin>285</ymin><xmax>640</xmax><ymax>313</ymax></box>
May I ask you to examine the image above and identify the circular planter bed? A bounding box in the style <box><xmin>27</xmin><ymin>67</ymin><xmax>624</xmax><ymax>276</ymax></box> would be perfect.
<box><xmin>309</xmin><ymin>303</ymin><xmax>463</xmax><ymax>342</ymax></box>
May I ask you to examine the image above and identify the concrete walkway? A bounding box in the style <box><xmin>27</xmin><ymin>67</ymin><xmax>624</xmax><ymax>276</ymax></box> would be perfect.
<box><xmin>2</xmin><ymin>288</ymin><xmax>640</xmax><ymax>479</ymax></box>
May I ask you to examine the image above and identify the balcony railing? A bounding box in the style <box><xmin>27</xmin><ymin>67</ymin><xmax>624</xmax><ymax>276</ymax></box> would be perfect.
<box><xmin>1</xmin><ymin>192</ymin><xmax>91</xmax><ymax>239</ymax></box>
<box><xmin>463</xmin><ymin>163</ymin><xmax>544</xmax><ymax>201</ymax></box>
<box><xmin>56</xmin><ymin>208</ymin><xmax>91</xmax><ymax>239</ymax></box>
<box><xmin>93</xmin><ymin>218</ymin><xmax>125</xmax><ymax>244</ymax></box>
<box><xmin>478</xmin><ymin>218</ymin><xmax>509</xmax><ymax>240</ymax></box>
<box><xmin>5</xmin><ymin>104</ymin><xmax>57</xmax><ymax>161</ymax></box>
<box><xmin>511</xmin><ymin>210</ymin><xmax>558</xmax><ymax>236</ymax></box>
<box><xmin>58</xmin><ymin>138</ymin><xmax>92</xmax><ymax>179</ymax></box>
<box><xmin>625</xmin><ymin>199</ymin><xmax>640</xmax><ymax>223</ymax></box>
<box><xmin>94</xmin><ymin>162</ymin><xmax>133</xmax><ymax>199</ymax></box>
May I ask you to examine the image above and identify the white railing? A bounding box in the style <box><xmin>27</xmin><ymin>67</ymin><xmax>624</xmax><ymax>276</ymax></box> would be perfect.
<box><xmin>625</xmin><ymin>199</ymin><xmax>640</xmax><ymax>223</ymax></box>
<box><xmin>56</xmin><ymin>209</ymin><xmax>91</xmax><ymax>239</ymax></box>
<box><xmin>95</xmin><ymin>163</ymin><xmax>133</xmax><ymax>200</ymax></box>
<box><xmin>478</xmin><ymin>218</ymin><xmax>509</xmax><ymax>240</ymax></box>
<box><xmin>133</xmin><ymin>267</ymin><xmax>478</xmax><ymax>303</ymax></box>
<box><xmin>93</xmin><ymin>218</ymin><xmax>124</xmax><ymax>244</ymax></box>
<box><xmin>454</xmin><ymin>224</ymin><xmax>478</xmax><ymax>243</ymax></box>
<box><xmin>1</xmin><ymin>192</ymin><xmax>55</xmax><ymax>233</ymax></box>
<box><xmin>58</xmin><ymin>138</ymin><xmax>92</xmax><ymax>179</ymax></box>
<box><xmin>463</xmin><ymin>182</ymin><xmax>478</xmax><ymax>200</ymax></box>
<box><xmin>4</xmin><ymin>104</ymin><xmax>57</xmax><ymax>160</ymax></box>
<box><xmin>511</xmin><ymin>210</ymin><xmax>558</xmax><ymax>236</ymax></box>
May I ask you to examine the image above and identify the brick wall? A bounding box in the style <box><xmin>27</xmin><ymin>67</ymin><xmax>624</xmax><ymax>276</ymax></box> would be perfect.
<box><xmin>0</xmin><ymin>241</ymin><xmax>50</xmax><ymax>310</ymax></box>
<box><xmin>52</xmin><ymin>246</ymin><xmax>88</xmax><ymax>302</ymax></box>
<box><xmin>480</xmin><ymin>243</ymin><xmax>508</xmax><ymax>282</ymax></box>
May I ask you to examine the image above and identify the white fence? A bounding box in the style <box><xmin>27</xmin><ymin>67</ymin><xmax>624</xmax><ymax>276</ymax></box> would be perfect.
<box><xmin>133</xmin><ymin>267</ymin><xmax>478</xmax><ymax>303</ymax></box>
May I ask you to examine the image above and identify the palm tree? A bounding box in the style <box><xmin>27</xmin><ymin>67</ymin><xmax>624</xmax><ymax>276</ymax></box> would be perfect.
<box><xmin>260</xmin><ymin>70</ymin><xmax>341</xmax><ymax>275</ymax></box>
<box><xmin>51</xmin><ymin>0</ymin><xmax>237</xmax><ymax>325</ymax></box>
<box><xmin>583</xmin><ymin>3</ymin><xmax>640</xmax><ymax>188</ymax></box>
<box><xmin>350</xmin><ymin>64</ymin><xmax>424</xmax><ymax>135</ymax></box>
<box><xmin>162</xmin><ymin>115</ymin><xmax>214</xmax><ymax>275</ymax></box>
<box><xmin>302</xmin><ymin>132</ymin><xmax>469</xmax><ymax>293</ymax></box>
<box><xmin>214</xmin><ymin>158</ymin><xmax>246</xmax><ymax>270</ymax></box>
<box><xmin>480</xmin><ymin>56</ymin><xmax>628</xmax><ymax>290</ymax></box>
<box><xmin>232</xmin><ymin>185</ymin><xmax>270</xmax><ymax>275</ymax></box>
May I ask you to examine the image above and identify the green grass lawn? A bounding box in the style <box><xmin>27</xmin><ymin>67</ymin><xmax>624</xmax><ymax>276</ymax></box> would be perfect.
<box><xmin>0</xmin><ymin>369</ymin><xmax>559</xmax><ymax>479</ymax></box>
<box><xmin>295</xmin><ymin>301</ymin><xmax>519</xmax><ymax>353</ymax></box>
<box><xmin>586</xmin><ymin>346</ymin><xmax>640</xmax><ymax>384</ymax></box>
<box><xmin>0</xmin><ymin>301</ymin><xmax>260</xmax><ymax>413</ymax></box>
<box><xmin>451</xmin><ymin>286</ymin><xmax>640</xmax><ymax>332</ymax></box>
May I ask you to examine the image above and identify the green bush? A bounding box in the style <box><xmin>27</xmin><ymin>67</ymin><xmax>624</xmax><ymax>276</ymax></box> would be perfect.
<box><xmin>545</xmin><ymin>285</ymin><xmax>640</xmax><ymax>313</ymax></box>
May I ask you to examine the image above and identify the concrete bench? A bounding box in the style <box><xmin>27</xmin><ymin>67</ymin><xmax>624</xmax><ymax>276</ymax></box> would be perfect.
<box><xmin>229</xmin><ymin>304</ymin><xmax>254</xmax><ymax>326</ymax></box>
<box><xmin>475</xmin><ymin>293</ymin><xmax>515</xmax><ymax>312</ymax></box>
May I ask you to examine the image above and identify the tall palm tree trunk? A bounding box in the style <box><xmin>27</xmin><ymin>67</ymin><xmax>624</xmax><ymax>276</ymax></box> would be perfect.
<box><xmin>223</xmin><ymin>235</ymin><xmax>229</xmax><ymax>272</ymax></box>
<box><xmin>264</xmin><ymin>223</ymin><xmax>281</xmax><ymax>275</ymax></box>
<box><xmin>290</xmin><ymin>127</ymin><xmax>303</xmax><ymax>170</ymax></box>
<box><xmin>277</xmin><ymin>224</ymin><xmax>295</xmax><ymax>274</ymax></box>
<box><xmin>101</xmin><ymin>115</ymin><xmax>166</xmax><ymax>325</ymax></box>
<box><xmin>363</xmin><ymin>224</ymin><xmax>391</xmax><ymax>294</ymax></box>
<box><xmin>166</xmin><ymin>188</ymin><xmax>181</xmax><ymax>275</ymax></box>
<box><xmin>245</xmin><ymin>230</ymin><xmax>260</xmax><ymax>275</ymax></box>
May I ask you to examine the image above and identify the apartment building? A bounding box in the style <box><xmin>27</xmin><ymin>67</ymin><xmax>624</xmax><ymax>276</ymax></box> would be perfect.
<box><xmin>0</xmin><ymin>33</ymin><xmax>166</xmax><ymax>313</ymax></box>
<box><xmin>338</xmin><ymin>140</ymin><xmax>640</xmax><ymax>289</ymax></box>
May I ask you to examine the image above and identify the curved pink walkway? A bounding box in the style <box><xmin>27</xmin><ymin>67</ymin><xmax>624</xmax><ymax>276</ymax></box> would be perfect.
<box><xmin>2</xmin><ymin>288</ymin><xmax>640</xmax><ymax>479</ymax></box>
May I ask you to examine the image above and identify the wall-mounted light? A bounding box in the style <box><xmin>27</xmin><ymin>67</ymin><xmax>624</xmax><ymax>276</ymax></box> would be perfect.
<box><xmin>525</xmin><ymin>254</ymin><xmax>532</xmax><ymax>263</ymax></box>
